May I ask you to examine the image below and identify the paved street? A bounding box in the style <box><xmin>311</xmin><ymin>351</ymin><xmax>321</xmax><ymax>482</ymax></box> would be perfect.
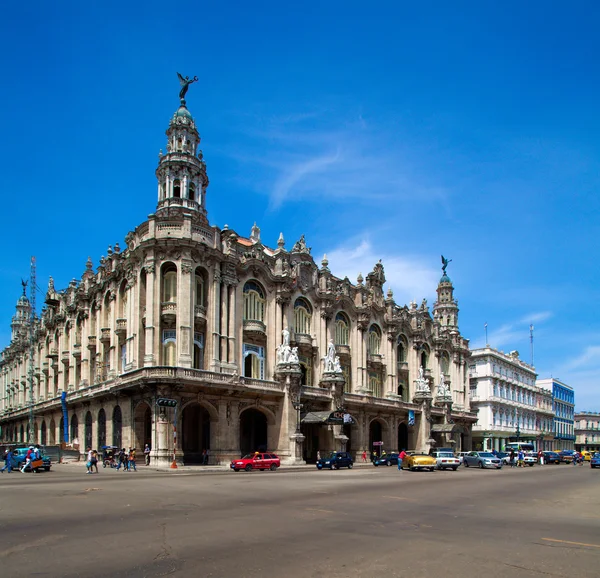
<box><xmin>0</xmin><ymin>463</ymin><xmax>599</xmax><ymax>577</ymax></box>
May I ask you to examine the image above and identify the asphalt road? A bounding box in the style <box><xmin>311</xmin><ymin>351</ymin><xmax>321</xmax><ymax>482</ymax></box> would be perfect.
<box><xmin>0</xmin><ymin>463</ymin><xmax>599</xmax><ymax>577</ymax></box>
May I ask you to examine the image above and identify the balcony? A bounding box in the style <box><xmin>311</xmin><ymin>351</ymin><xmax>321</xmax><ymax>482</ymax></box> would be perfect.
<box><xmin>100</xmin><ymin>328</ymin><xmax>111</xmax><ymax>343</ymax></box>
<box><xmin>367</xmin><ymin>353</ymin><xmax>383</xmax><ymax>367</ymax></box>
<box><xmin>243</xmin><ymin>319</ymin><xmax>266</xmax><ymax>338</ymax></box>
<box><xmin>397</xmin><ymin>361</ymin><xmax>409</xmax><ymax>372</ymax></box>
<box><xmin>194</xmin><ymin>305</ymin><xmax>207</xmax><ymax>321</ymax></box>
<box><xmin>61</xmin><ymin>351</ymin><xmax>70</xmax><ymax>364</ymax></box>
<box><xmin>294</xmin><ymin>333</ymin><xmax>313</xmax><ymax>348</ymax></box>
<box><xmin>336</xmin><ymin>344</ymin><xmax>351</xmax><ymax>357</ymax></box>
<box><xmin>72</xmin><ymin>347</ymin><xmax>82</xmax><ymax>359</ymax></box>
<box><xmin>161</xmin><ymin>301</ymin><xmax>177</xmax><ymax>323</ymax></box>
<box><xmin>115</xmin><ymin>318</ymin><xmax>127</xmax><ymax>337</ymax></box>
<box><xmin>87</xmin><ymin>335</ymin><xmax>97</xmax><ymax>350</ymax></box>
<box><xmin>46</xmin><ymin>348</ymin><xmax>58</xmax><ymax>360</ymax></box>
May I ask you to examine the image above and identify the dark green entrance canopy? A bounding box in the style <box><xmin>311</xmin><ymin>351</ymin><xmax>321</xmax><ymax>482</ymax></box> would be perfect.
<box><xmin>301</xmin><ymin>411</ymin><xmax>355</xmax><ymax>425</ymax></box>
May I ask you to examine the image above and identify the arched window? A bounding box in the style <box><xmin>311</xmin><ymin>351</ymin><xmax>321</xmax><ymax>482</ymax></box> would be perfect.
<box><xmin>369</xmin><ymin>372</ymin><xmax>382</xmax><ymax>398</ymax></box>
<box><xmin>70</xmin><ymin>414</ymin><xmax>79</xmax><ymax>445</ymax></box>
<box><xmin>162</xmin><ymin>265</ymin><xmax>177</xmax><ymax>303</ymax></box>
<box><xmin>119</xmin><ymin>281</ymin><xmax>127</xmax><ymax>318</ymax></box>
<box><xmin>243</xmin><ymin>281</ymin><xmax>265</xmax><ymax>322</ymax></box>
<box><xmin>193</xmin><ymin>332</ymin><xmax>204</xmax><ymax>370</ymax></box>
<box><xmin>335</xmin><ymin>312</ymin><xmax>350</xmax><ymax>346</ymax></box>
<box><xmin>195</xmin><ymin>268</ymin><xmax>207</xmax><ymax>308</ymax></box>
<box><xmin>189</xmin><ymin>182</ymin><xmax>196</xmax><ymax>202</ymax></box>
<box><xmin>294</xmin><ymin>298</ymin><xmax>312</xmax><ymax>335</ymax></box>
<box><xmin>162</xmin><ymin>330</ymin><xmax>177</xmax><ymax>366</ymax></box>
<box><xmin>440</xmin><ymin>351</ymin><xmax>450</xmax><ymax>375</ymax></box>
<box><xmin>112</xmin><ymin>406</ymin><xmax>122</xmax><ymax>448</ymax></box>
<box><xmin>420</xmin><ymin>346</ymin><xmax>430</xmax><ymax>369</ymax></box>
<box><xmin>103</xmin><ymin>293</ymin><xmax>111</xmax><ymax>328</ymax></box>
<box><xmin>368</xmin><ymin>325</ymin><xmax>381</xmax><ymax>355</ymax></box>
<box><xmin>397</xmin><ymin>335</ymin><xmax>408</xmax><ymax>363</ymax></box>
<box><xmin>173</xmin><ymin>179</ymin><xmax>181</xmax><ymax>198</ymax></box>
<box><xmin>177</xmin><ymin>138</ymin><xmax>183</xmax><ymax>152</ymax></box>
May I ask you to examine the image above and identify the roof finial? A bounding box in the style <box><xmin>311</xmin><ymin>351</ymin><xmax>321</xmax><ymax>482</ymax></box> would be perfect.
<box><xmin>177</xmin><ymin>72</ymin><xmax>198</xmax><ymax>106</ymax></box>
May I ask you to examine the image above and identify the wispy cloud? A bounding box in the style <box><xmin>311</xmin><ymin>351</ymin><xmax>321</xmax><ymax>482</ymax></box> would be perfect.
<box><xmin>326</xmin><ymin>236</ymin><xmax>439</xmax><ymax>305</ymax></box>
<box><xmin>471</xmin><ymin>311</ymin><xmax>554</xmax><ymax>350</ymax></box>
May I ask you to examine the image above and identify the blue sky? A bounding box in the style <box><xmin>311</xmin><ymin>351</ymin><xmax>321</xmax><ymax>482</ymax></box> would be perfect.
<box><xmin>1</xmin><ymin>2</ymin><xmax>598</xmax><ymax>409</ymax></box>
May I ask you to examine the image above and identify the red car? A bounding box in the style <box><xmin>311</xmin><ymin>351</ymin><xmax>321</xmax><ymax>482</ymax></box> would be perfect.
<box><xmin>230</xmin><ymin>453</ymin><xmax>280</xmax><ymax>472</ymax></box>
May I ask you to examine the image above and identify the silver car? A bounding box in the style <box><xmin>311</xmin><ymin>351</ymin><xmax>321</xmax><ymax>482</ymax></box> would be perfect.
<box><xmin>463</xmin><ymin>451</ymin><xmax>502</xmax><ymax>469</ymax></box>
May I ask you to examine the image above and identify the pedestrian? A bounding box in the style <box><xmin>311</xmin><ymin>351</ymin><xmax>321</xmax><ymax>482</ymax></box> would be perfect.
<box><xmin>116</xmin><ymin>448</ymin><xmax>127</xmax><ymax>471</ymax></box>
<box><xmin>572</xmin><ymin>452</ymin><xmax>578</xmax><ymax>467</ymax></box>
<box><xmin>86</xmin><ymin>447</ymin><xmax>93</xmax><ymax>474</ymax></box>
<box><xmin>128</xmin><ymin>448</ymin><xmax>137</xmax><ymax>472</ymax></box>
<box><xmin>361</xmin><ymin>450</ymin><xmax>367</xmax><ymax>463</ymax></box>
<box><xmin>21</xmin><ymin>446</ymin><xmax>34</xmax><ymax>473</ymax></box>
<box><xmin>517</xmin><ymin>450</ymin><xmax>524</xmax><ymax>467</ymax></box>
<box><xmin>579</xmin><ymin>452</ymin><xmax>584</xmax><ymax>466</ymax></box>
<box><xmin>1</xmin><ymin>448</ymin><xmax>13</xmax><ymax>473</ymax></box>
<box><xmin>205</xmin><ymin>448</ymin><xmax>210</xmax><ymax>465</ymax></box>
<box><xmin>398</xmin><ymin>449</ymin><xmax>407</xmax><ymax>471</ymax></box>
<box><xmin>538</xmin><ymin>450</ymin><xmax>544</xmax><ymax>466</ymax></box>
<box><xmin>91</xmin><ymin>449</ymin><xmax>99</xmax><ymax>473</ymax></box>
<box><xmin>144</xmin><ymin>444</ymin><xmax>151</xmax><ymax>466</ymax></box>
<box><xmin>201</xmin><ymin>449</ymin><xmax>207</xmax><ymax>465</ymax></box>
<box><xmin>509</xmin><ymin>449</ymin><xmax>515</xmax><ymax>468</ymax></box>
<box><xmin>316</xmin><ymin>450</ymin><xmax>321</xmax><ymax>461</ymax></box>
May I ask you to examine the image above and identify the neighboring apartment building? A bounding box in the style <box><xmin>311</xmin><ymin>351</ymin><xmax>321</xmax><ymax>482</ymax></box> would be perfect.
<box><xmin>468</xmin><ymin>348</ymin><xmax>555</xmax><ymax>451</ymax></box>
<box><xmin>537</xmin><ymin>378</ymin><xmax>575</xmax><ymax>451</ymax></box>
<box><xmin>0</xmin><ymin>88</ymin><xmax>476</xmax><ymax>466</ymax></box>
<box><xmin>575</xmin><ymin>411</ymin><xmax>600</xmax><ymax>453</ymax></box>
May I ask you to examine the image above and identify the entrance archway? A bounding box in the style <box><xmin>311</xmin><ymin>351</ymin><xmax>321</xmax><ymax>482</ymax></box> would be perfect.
<box><xmin>398</xmin><ymin>422</ymin><xmax>408</xmax><ymax>451</ymax></box>
<box><xmin>71</xmin><ymin>414</ymin><xmax>79</xmax><ymax>447</ymax></box>
<box><xmin>112</xmin><ymin>406</ymin><xmax>122</xmax><ymax>448</ymax></box>
<box><xmin>84</xmin><ymin>411</ymin><xmax>93</xmax><ymax>450</ymax></box>
<box><xmin>181</xmin><ymin>403</ymin><xmax>211</xmax><ymax>464</ymax></box>
<box><xmin>20</xmin><ymin>424</ymin><xmax>24</xmax><ymax>443</ymax></box>
<box><xmin>369</xmin><ymin>419</ymin><xmax>384</xmax><ymax>457</ymax></box>
<box><xmin>98</xmin><ymin>409</ymin><xmax>106</xmax><ymax>449</ymax></box>
<box><xmin>134</xmin><ymin>403</ymin><xmax>152</xmax><ymax>452</ymax></box>
<box><xmin>59</xmin><ymin>417</ymin><xmax>64</xmax><ymax>443</ymax></box>
<box><xmin>49</xmin><ymin>419</ymin><xmax>56</xmax><ymax>445</ymax></box>
<box><xmin>240</xmin><ymin>409</ymin><xmax>268</xmax><ymax>456</ymax></box>
<box><xmin>41</xmin><ymin>421</ymin><xmax>47</xmax><ymax>445</ymax></box>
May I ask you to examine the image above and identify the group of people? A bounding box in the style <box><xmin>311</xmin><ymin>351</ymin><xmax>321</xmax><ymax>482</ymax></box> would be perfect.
<box><xmin>1</xmin><ymin>445</ymin><xmax>42</xmax><ymax>473</ymax></box>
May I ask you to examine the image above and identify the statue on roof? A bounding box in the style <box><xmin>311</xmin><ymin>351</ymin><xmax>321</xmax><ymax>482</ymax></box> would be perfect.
<box><xmin>177</xmin><ymin>72</ymin><xmax>198</xmax><ymax>102</ymax></box>
<box><xmin>441</xmin><ymin>255</ymin><xmax>452</xmax><ymax>274</ymax></box>
<box><xmin>21</xmin><ymin>279</ymin><xmax>28</xmax><ymax>295</ymax></box>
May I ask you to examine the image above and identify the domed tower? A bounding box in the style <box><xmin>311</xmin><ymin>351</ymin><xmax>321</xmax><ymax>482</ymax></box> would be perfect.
<box><xmin>11</xmin><ymin>281</ymin><xmax>31</xmax><ymax>343</ymax></box>
<box><xmin>155</xmin><ymin>74</ymin><xmax>209</xmax><ymax>222</ymax></box>
<box><xmin>433</xmin><ymin>255</ymin><xmax>459</xmax><ymax>330</ymax></box>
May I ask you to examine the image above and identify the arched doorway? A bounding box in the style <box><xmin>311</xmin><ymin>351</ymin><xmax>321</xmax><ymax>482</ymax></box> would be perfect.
<box><xmin>98</xmin><ymin>409</ymin><xmax>106</xmax><ymax>449</ymax></box>
<box><xmin>398</xmin><ymin>422</ymin><xmax>408</xmax><ymax>452</ymax></box>
<box><xmin>20</xmin><ymin>424</ymin><xmax>24</xmax><ymax>443</ymax></box>
<box><xmin>49</xmin><ymin>419</ymin><xmax>56</xmax><ymax>445</ymax></box>
<box><xmin>113</xmin><ymin>406</ymin><xmax>122</xmax><ymax>448</ymax></box>
<box><xmin>84</xmin><ymin>411</ymin><xmax>93</xmax><ymax>450</ymax></box>
<box><xmin>134</xmin><ymin>403</ymin><xmax>152</xmax><ymax>451</ymax></box>
<box><xmin>41</xmin><ymin>421</ymin><xmax>47</xmax><ymax>445</ymax></box>
<box><xmin>240</xmin><ymin>409</ymin><xmax>268</xmax><ymax>456</ymax></box>
<box><xmin>343</xmin><ymin>423</ymin><xmax>353</xmax><ymax>454</ymax></box>
<box><xmin>369</xmin><ymin>420</ymin><xmax>384</xmax><ymax>457</ymax></box>
<box><xmin>59</xmin><ymin>417</ymin><xmax>64</xmax><ymax>444</ymax></box>
<box><xmin>71</xmin><ymin>414</ymin><xmax>79</xmax><ymax>447</ymax></box>
<box><xmin>181</xmin><ymin>403</ymin><xmax>211</xmax><ymax>464</ymax></box>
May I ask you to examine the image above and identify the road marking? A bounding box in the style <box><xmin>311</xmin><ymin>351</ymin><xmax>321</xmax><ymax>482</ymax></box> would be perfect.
<box><xmin>305</xmin><ymin>508</ymin><xmax>342</xmax><ymax>514</ymax></box>
<box><xmin>541</xmin><ymin>538</ymin><xmax>600</xmax><ymax>549</ymax></box>
<box><xmin>382</xmin><ymin>495</ymin><xmax>414</xmax><ymax>501</ymax></box>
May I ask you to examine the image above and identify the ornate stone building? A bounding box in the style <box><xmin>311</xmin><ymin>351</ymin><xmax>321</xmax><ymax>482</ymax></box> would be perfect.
<box><xmin>0</xmin><ymin>92</ymin><xmax>476</xmax><ymax>466</ymax></box>
<box><xmin>575</xmin><ymin>411</ymin><xmax>600</xmax><ymax>453</ymax></box>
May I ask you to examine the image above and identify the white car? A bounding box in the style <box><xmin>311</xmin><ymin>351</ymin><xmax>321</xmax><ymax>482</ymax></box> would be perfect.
<box><xmin>431</xmin><ymin>451</ymin><xmax>460</xmax><ymax>471</ymax></box>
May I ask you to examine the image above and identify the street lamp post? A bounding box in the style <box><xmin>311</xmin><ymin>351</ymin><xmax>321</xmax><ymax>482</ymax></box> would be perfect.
<box><xmin>292</xmin><ymin>399</ymin><xmax>303</xmax><ymax>434</ymax></box>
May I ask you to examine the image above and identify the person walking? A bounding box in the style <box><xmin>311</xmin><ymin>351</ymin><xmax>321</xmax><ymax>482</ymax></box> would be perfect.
<box><xmin>572</xmin><ymin>452</ymin><xmax>578</xmax><ymax>467</ymax></box>
<box><xmin>316</xmin><ymin>450</ymin><xmax>321</xmax><ymax>462</ymax></box>
<box><xmin>361</xmin><ymin>450</ymin><xmax>367</xmax><ymax>463</ymax></box>
<box><xmin>205</xmin><ymin>448</ymin><xmax>210</xmax><ymax>465</ymax></box>
<box><xmin>86</xmin><ymin>447</ymin><xmax>94</xmax><ymax>474</ymax></box>
<box><xmin>538</xmin><ymin>450</ymin><xmax>544</xmax><ymax>466</ymax></box>
<box><xmin>144</xmin><ymin>444</ymin><xmax>151</xmax><ymax>466</ymax></box>
<box><xmin>517</xmin><ymin>450</ymin><xmax>524</xmax><ymax>467</ymax></box>
<box><xmin>1</xmin><ymin>448</ymin><xmax>13</xmax><ymax>473</ymax></box>
<box><xmin>21</xmin><ymin>446</ymin><xmax>34</xmax><ymax>473</ymax></box>
<box><xmin>398</xmin><ymin>449</ymin><xmax>407</xmax><ymax>471</ymax></box>
<box><xmin>116</xmin><ymin>448</ymin><xmax>127</xmax><ymax>471</ymax></box>
<box><xmin>509</xmin><ymin>449</ymin><xmax>516</xmax><ymax>468</ymax></box>
<box><xmin>128</xmin><ymin>448</ymin><xmax>137</xmax><ymax>472</ymax></box>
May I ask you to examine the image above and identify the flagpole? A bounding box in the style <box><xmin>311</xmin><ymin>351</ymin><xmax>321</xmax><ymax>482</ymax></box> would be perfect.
<box><xmin>530</xmin><ymin>324</ymin><xmax>534</xmax><ymax>366</ymax></box>
<box><xmin>485</xmin><ymin>322</ymin><xmax>488</xmax><ymax>346</ymax></box>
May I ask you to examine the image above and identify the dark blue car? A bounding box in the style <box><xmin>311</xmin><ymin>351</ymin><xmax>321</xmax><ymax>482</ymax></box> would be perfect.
<box><xmin>590</xmin><ymin>453</ymin><xmax>600</xmax><ymax>469</ymax></box>
<box><xmin>373</xmin><ymin>453</ymin><xmax>399</xmax><ymax>466</ymax></box>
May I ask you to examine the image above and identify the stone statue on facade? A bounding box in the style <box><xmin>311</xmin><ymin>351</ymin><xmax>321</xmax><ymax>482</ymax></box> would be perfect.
<box><xmin>282</xmin><ymin>327</ymin><xmax>290</xmax><ymax>347</ymax></box>
<box><xmin>291</xmin><ymin>234</ymin><xmax>311</xmax><ymax>254</ymax></box>
<box><xmin>436</xmin><ymin>375</ymin><xmax>451</xmax><ymax>399</ymax></box>
<box><xmin>276</xmin><ymin>327</ymin><xmax>299</xmax><ymax>366</ymax></box>
<box><xmin>414</xmin><ymin>366</ymin><xmax>431</xmax><ymax>394</ymax></box>
<box><xmin>289</xmin><ymin>347</ymin><xmax>299</xmax><ymax>364</ymax></box>
<box><xmin>322</xmin><ymin>339</ymin><xmax>338</xmax><ymax>373</ymax></box>
<box><xmin>177</xmin><ymin>72</ymin><xmax>199</xmax><ymax>102</ymax></box>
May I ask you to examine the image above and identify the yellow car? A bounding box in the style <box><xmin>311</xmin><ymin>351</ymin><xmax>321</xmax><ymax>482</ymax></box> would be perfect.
<box><xmin>401</xmin><ymin>452</ymin><xmax>437</xmax><ymax>472</ymax></box>
<box><xmin>581</xmin><ymin>451</ymin><xmax>593</xmax><ymax>462</ymax></box>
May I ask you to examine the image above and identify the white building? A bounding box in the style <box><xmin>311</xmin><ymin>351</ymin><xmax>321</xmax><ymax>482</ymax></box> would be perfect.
<box><xmin>469</xmin><ymin>347</ymin><xmax>554</xmax><ymax>451</ymax></box>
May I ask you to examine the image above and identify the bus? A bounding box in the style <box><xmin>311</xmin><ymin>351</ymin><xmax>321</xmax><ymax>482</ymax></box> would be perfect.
<box><xmin>503</xmin><ymin>442</ymin><xmax>535</xmax><ymax>453</ymax></box>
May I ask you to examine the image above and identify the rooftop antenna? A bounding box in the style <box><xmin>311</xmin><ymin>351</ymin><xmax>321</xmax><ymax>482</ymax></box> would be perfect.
<box><xmin>530</xmin><ymin>324</ymin><xmax>534</xmax><ymax>367</ymax></box>
<box><xmin>484</xmin><ymin>322</ymin><xmax>488</xmax><ymax>346</ymax></box>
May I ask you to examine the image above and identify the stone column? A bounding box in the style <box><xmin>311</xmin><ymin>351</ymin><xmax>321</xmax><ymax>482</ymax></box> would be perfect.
<box><xmin>178</xmin><ymin>261</ymin><xmax>193</xmax><ymax>368</ymax></box>
<box><xmin>209</xmin><ymin>268</ymin><xmax>221</xmax><ymax>371</ymax></box>
<box><xmin>144</xmin><ymin>261</ymin><xmax>156</xmax><ymax>366</ymax></box>
<box><xmin>227</xmin><ymin>285</ymin><xmax>237</xmax><ymax>365</ymax></box>
<box><xmin>275</xmin><ymin>362</ymin><xmax>305</xmax><ymax>465</ymax></box>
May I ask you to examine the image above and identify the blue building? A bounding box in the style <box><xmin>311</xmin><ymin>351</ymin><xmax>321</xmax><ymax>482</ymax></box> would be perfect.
<box><xmin>537</xmin><ymin>378</ymin><xmax>575</xmax><ymax>451</ymax></box>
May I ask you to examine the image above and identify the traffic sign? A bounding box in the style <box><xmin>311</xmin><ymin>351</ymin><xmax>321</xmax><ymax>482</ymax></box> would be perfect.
<box><xmin>156</xmin><ymin>398</ymin><xmax>178</xmax><ymax>407</ymax></box>
<box><xmin>372</xmin><ymin>441</ymin><xmax>384</xmax><ymax>446</ymax></box>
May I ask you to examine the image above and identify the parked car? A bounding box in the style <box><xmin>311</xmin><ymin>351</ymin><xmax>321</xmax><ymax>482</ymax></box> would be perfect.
<box><xmin>580</xmin><ymin>450</ymin><xmax>593</xmax><ymax>462</ymax></box>
<box><xmin>559</xmin><ymin>450</ymin><xmax>576</xmax><ymax>464</ymax></box>
<box><xmin>230</xmin><ymin>452</ymin><xmax>280</xmax><ymax>472</ymax></box>
<box><xmin>316</xmin><ymin>451</ymin><xmax>354</xmax><ymax>470</ymax></box>
<box><xmin>590</xmin><ymin>453</ymin><xmax>600</xmax><ymax>469</ymax></box>
<box><xmin>11</xmin><ymin>447</ymin><xmax>51</xmax><ymax>472</ymax></box>
<box><xmin>373</xmin><ymin>453</ymin><xmax>399</xmax><ymax>467</ymax></box>
<box><xmin>401</xmin><ymin>453</ymin><xmax>437</xmax><ymax>472</ymax></box>
<box><xmin>430</xmin><ymin>451</ymin><xmax>460</xmax><ymax>471</ymax></box>
<box><xmin>542</xmin><ymin>451</ymin><xmax>561</xmax><ymax>465</ymax></box>
<box><xmin>463</xmin><ymin>451</ymin><xmax>502</xmax><ymax>469</ymax></box>
<box><xmin>457</xmin><ymin>451</ymin><xmax>470</xmax><ymax>465</ymax></box>
<box><xmin>497</xmin><ymin>451</ymin><xmax>535</xmax><ymax>466</ymax></box>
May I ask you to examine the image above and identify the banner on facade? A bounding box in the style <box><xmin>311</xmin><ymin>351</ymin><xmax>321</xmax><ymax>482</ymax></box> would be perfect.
<box><xmin>408</xmin><ymin>410</ymin><xmax>415</xmax><ymax>426</ymax></box>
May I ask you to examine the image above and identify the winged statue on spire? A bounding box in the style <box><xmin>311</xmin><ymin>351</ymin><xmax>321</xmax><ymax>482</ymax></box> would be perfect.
<box><xmin>177</xmin><ymin>72</ymin><xmax>199</xmax><ymax>102</ymax></box>
<box><xmin>441</xmin><ymin>255</ymin><xmax>452</xmax><ymax>274</ymax></box>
